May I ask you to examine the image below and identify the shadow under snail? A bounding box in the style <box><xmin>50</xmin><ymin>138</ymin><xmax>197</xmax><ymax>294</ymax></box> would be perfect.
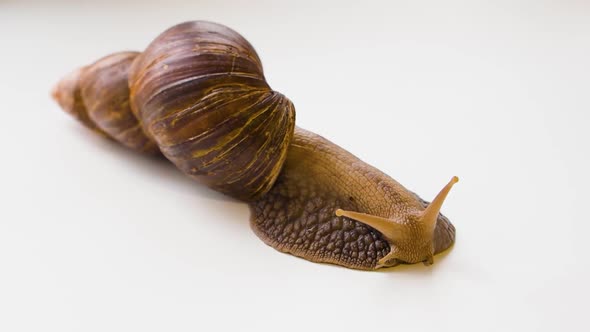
<box><xmin>52</xmin><ymin>21</ymin><xmax>458</xmax><ymax>270</ymax></box>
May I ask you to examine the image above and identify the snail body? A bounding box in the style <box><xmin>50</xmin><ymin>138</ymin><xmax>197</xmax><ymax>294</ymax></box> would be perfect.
<box><xmin>52</xmin><ymin>21</ymin><xmax>457</xmax><ymax>270</ymax></box>
<box><xmin>250</xmin><ymin>127</ymin><xmax>456</xmax><ymax>269</ymax></box>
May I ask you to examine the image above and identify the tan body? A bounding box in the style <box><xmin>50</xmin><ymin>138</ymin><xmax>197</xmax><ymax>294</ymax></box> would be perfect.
<box><xmin>52</xmin><ymin>21</ymin><xmax>457</xmax><ymax>270</ymax></box>
<box><xmin>250</xmin><ymin>128</ymin><xmax>455</xmax><ymax>269</ymax></box>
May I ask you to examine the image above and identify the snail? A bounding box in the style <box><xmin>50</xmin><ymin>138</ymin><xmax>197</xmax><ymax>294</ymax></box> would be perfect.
<box><xmin>52</xmin><ymin>21</ymin><xmax>458</xmax><ymax>270</ymax></box>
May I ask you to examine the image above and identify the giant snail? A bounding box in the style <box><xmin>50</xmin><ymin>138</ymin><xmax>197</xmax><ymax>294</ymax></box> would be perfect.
<box><xmin>52</xmin><ymin>21</ymin><xmax>458</xmax><ymax>270</ymax></box>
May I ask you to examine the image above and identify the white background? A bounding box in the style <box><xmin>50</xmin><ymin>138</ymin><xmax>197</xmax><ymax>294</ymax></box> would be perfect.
<box><xmin>1</xmin><ymin>1</ymin><xmax>589</xmax><ymax>331</ymax></box>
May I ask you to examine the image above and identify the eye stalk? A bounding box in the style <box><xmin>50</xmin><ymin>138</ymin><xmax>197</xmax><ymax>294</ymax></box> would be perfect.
<box><xmin>419</xmin><ymin>176</ymin><xmax>459</xmax><ymax>232</ymax></box>
<box><xmin>335</xmin><ymin>176</ymin><xmax>459</xmax><ymax>268</ymax></box>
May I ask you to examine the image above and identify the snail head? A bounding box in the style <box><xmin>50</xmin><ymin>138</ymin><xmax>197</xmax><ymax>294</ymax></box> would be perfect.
<box><xmin>336</xmin><ymin>176</ymin><xmax>459</xmax><ymax>268</ymax></box>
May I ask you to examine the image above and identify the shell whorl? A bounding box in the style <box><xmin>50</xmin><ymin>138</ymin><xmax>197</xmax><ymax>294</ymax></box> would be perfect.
<box><xmin>53</xmin><ymin>21</ymin><xmax>296</xmax><ymax>200</ymax></box>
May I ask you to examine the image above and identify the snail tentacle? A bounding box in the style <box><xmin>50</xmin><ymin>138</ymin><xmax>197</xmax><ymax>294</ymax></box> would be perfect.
<box><xmin>420</xmin><ymin>176</ymin><xmax>459</xmax><ymax>230</ymax></box>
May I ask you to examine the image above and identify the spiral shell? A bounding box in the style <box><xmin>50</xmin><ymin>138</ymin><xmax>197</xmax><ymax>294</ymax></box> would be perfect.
<box><xmin>128</xmin><ymin>21</ymin><xmax>295</xmax><ymax>200</ymax></box>
<box><xmin>54</xmin><ymin>21</ymin><xmax>297</xmax><ymax>200</ymax></box>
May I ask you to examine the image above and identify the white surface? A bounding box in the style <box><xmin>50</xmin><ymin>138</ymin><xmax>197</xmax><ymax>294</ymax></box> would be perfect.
<box><xmin>1</xmin><ymin>1</ymin><xmax>589</xmax><ymax>331</ymax></box>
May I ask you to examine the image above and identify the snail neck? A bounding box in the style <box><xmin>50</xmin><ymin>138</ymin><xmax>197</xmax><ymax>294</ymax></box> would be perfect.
<box><xmin>289</xmin><ymin>126</ymin><xmax>424</xmax><ymax>218</ymax></box>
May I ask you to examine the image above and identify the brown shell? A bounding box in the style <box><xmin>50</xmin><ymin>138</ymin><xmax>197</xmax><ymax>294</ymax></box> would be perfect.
<box><xmin>52</xmin><ymin>53</ymin><xmax>158</xmax><ymax>154</ymax></box>
<box><xmin>80</xmin><ymin>52</ymin><xmax>159</xmax><ymax>153</ymax></box>
<box><xmin>51</xmin><ymin>67</ymin><xmax>107</xmax><ymax>136</ymax></box>
<box><xmin>128</xmin><ymin>21</ymin><xmax>295</xmax><ymax>200</ymax></box>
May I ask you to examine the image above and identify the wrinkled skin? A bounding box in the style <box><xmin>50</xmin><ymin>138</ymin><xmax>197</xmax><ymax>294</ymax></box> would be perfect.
<box><xmin>249</xmin><ymin>128</ymin><xmax>455</xmax><ymax>270</ymax></box>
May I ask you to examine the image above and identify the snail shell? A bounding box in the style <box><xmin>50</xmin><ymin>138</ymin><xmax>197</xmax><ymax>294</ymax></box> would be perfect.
<box><xmin>128</xmin><ymin>21</ymin><xmax>296</xmax><ymax>200</ymax></box>
<box><xmin>53</xmin><ymin>21</ymin><xmax>295</xmax><ymax>200</ymax></box>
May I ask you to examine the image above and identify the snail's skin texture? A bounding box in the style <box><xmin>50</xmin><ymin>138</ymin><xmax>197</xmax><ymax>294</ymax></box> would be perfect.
<box><xmin>52</xmin><ymin>20</ymin><xmax>458</xmax><ymax>271</ymax></box>
<box><xmin>249</xmin><ymin>128</ymin><xmax>456</xmax><ymax>270</ymax></box>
